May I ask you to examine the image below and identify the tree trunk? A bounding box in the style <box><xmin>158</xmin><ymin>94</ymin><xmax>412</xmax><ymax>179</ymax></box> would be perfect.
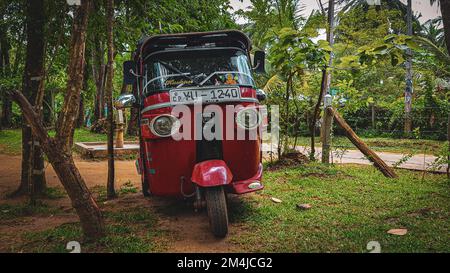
<box><xmin>0</xmin><ymin>19</ymin><xmax>10</xmax><ymax>76</ymax></box>
<box><xmin>91</xmin><ymin>35</ymin><xmax>105</xmax><ymax>124</ymax></box>
<box><xmin>10</xmin><ymin>0</ymin><xmax>104</xmax><ymax>240</ymax></box>
<box><xmin>371</xmin><ymin>104</ymin><xmax>376</xmax><ymax>129</ymax></box>
<box><xmin>1</xmin><ymin>98</ymin><xmax>12</xmax><ymax>128</ymax></box>
<box><xmin>0</xmin><ymin>14</ymin><xmax>12</xmax><ymax>129</ymax></box>
<box><xmin>106</xmin><ymin>0</ymin><xmax>116</xmax><ymax>199</ymax></box>
<box><xmin>77</xmin><ymin>59</ymin><xmax>90</xmax><ymax>128</ymax></box>
<box><xmin>440</xmin><ymin>0</ymin><xmax>450</xmax><ymax>56</ymax></box>
<box><xmin>11</xmin><ymin>91</ymin><xmax>105</xmax><ymax>240</ymax></box>
<box><xmin>56</xmin><ymin>0</ymin><xmax>90</xmax><ymax>152</ymax></box>
<box><xmin>404</xmin><ymin>0</ymin><xmax>413</xmax><ymax>136</ymax></box>
<box><xmin>15</xmin><ymin>0</ymin><xmax>47</xmax><ymax>197</ymax></box>
<box><xmin>127</xmin><ymin>106</ymin><xmax>139</xmax><ymax>136</ymax></box>
<box><xmin>77</xmin><ymin>96</ymin><xmax>85</xmax><ymax>128</ymax></box>
<box><xmin>43</xmin><ymin>89</ymin><xmax>55</xmax><ymax>127</ymax></box>
<box><xmin>328</xmin><ymin>107</ymin><xmax>398</xmax><ymax>178</ymax></box>
<box><xmin>312</xmin><ymin>0</ymin><xmax>335</xmax><ymax>161</ymax></box>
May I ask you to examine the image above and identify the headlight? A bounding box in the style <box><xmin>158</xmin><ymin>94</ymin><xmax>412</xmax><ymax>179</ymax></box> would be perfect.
<box><xmin>150</xmin><ymin>115</ymin><xmax>179</xmax><ymax>137</ymax></box>
<box><xmin>236</xmin><ymin>108</ymin><xmax>261</xmax><ymax>130</ymax></box>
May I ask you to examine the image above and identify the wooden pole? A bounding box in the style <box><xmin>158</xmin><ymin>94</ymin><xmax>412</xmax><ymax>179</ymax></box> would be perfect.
<box><xmin>115</xmin><ymin>109</ymin><xmax>124</xmax><ymax>148</ymax></box>
<box><xmin>312</xmin><ymin>0</ymin><xmax>335</xmax><ymax>160</ymax></box>
<box><xmin>322</xmin><ymin>107</ymin><xmax>333</xmax><ymax>164</ymax></box>
<box><xmin>322</xmin><ymin>95</ymin><xmax>333</xmax><ymax>164</ymax></box>
<box><xmin>328</xmin><ymin>107</ymin><xmax>398</xmax><ymax>178</ymax></box>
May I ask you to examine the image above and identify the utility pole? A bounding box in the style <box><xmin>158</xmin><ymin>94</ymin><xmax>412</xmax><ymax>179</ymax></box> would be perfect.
<box><xmin>321</xmin><ymin>0</ymin><xmax>335</xmax><ymax>163</ymax></box>
<box><xmin>404</xmin><ymin>0</ymin><xmax>413</xmax><ymax>136</ymax></box>
<box><xmin>322</xmin><ymin>95</ymin><xmax>333</xmax><ymax>164</ymax></box>
<box><xmin>325</xmin><ymin>0</ymin><xmax>335</xmax><ymax>100</ymax></box>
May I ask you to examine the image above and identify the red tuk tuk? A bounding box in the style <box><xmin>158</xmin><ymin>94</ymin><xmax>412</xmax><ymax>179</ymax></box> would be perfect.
<box><xmin>116</xmin><ymin>30</ymin><xmax>267</xmax><ymax>237</ymax></box>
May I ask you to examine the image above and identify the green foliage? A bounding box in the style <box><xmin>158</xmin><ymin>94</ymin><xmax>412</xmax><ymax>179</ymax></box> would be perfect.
<box><xmin>231</xmin><ymin>164</ymin><xmax>450</xmax><ymax>252</ymax></box>
<box><xmin>268</xmin><ymin>27</ymin><xmax>330</xmax><ymax>73</ymax></box>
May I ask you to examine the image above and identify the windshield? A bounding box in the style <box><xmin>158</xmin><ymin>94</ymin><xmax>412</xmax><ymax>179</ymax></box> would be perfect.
<box><xmin>143</xmin><ymin>48</ymin><xmax>255</xmax><ymax>95</ymax></box>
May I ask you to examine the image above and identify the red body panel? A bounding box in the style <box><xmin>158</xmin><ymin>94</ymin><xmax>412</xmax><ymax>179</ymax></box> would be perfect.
<box><xmin>191</xmin><ymin>160</ymin><xmax>233</xmax><ymax>187</ymax></box>
<box><xmin>139</xmin><ymin>87</ymin><xmax>263</xmax><ymax>197</ymax></box>
<box><xmin>231</xmin><ymin>163</ymin><xmax>264</xmax><ymax>194</ymax></box>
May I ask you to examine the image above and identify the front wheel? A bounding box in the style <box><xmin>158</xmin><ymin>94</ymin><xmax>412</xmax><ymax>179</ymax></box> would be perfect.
<box><xmin>142</xmin><ymin>174</ymin><xmax>150</xmax><ymax>197</ymax></box>
<box><xmin>205</xmin><ymin>186</ymin><xmax>228</xmax><ymax>238</ymax></box>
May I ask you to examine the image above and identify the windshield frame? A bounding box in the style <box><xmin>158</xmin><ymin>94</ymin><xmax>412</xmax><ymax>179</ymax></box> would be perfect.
<box><xmin>142</xmin><ymin>47</ymin><xmax>255</xmax><ymax>96</ymax></box>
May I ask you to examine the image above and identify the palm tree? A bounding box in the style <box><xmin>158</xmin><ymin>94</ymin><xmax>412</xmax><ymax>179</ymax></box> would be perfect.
<box><xmin>336</xmin><ymin>0</ymin><xmax>421</xmax><ymax>34</ymax></box>
<box><xmin>336</xmin><ymin>0</ymin><xmax>407</xmax><ymax>13</ymax></box>
<box><xmin>240</xmin><ymin>0</ymin><xmax>306</xmax><ymax>49</ymax></box>
<box><xmin>429</xmin><ymin>0</ymin><xmax>450</xmax><ymax>54</ymax></box>
<box><xmin>420</xmin><ymin>18</ymin><xmax>445</xmax><ymax>47</ymax></box>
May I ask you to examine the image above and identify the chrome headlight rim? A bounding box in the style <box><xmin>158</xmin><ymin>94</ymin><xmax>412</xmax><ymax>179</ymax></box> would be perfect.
<box><xmin>149</xmin><ymin>114</ymin><xmax>180</xmax><ymax>137</ymax></box>
<box><xmin>236</xmin><ymin>107</ymin><xmax>262</xmax><ymax>130</ymax></box>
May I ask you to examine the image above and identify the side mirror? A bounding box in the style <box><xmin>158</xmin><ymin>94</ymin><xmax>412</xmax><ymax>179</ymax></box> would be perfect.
<box><xmin>123</xmin><ymin>60</ymin><xmax>136</xmax><ymax>85</ymax></box>
<box><xmin>115</xmin><ymin>94</ymin><xmax>136</xmax><ymax>109</ymax></box>
<box><xmin>253</xmin><ymin>50</ymin><xmax>266</xmax><ymax>74</ymax></box>
<box><xmin>256</xmin><ymin>89</ymin><xmax>267</xmax><ymax>102</ymax></box>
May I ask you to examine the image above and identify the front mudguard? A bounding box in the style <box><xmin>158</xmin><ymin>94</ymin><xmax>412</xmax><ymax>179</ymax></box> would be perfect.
<box><xmin>191</xmin><ymin>160</ymin><xmax>233</xmax><ymax>188</ymax></box>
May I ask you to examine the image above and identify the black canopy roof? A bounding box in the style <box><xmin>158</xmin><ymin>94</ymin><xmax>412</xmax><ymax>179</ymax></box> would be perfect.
<box><xmin>135</xmin><ymin>30</ymin><xmax>252</xmax><ymax>59</ymax></box>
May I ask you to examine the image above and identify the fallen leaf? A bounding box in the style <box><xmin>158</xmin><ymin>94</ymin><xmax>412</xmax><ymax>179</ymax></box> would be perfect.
<box><xmin>387</xmin><ymin>229</ymin><xmax>408</xmax><ymax>236</ymax></box>
<box><xmin>296</xmin><ymin>204</ymin><xmax>312</xmax><ymax>210</ymax></box>
<box><xmin>271</xmin><ymin>197</ymin><xmax>282</xmax><ymax>203</ymax></box>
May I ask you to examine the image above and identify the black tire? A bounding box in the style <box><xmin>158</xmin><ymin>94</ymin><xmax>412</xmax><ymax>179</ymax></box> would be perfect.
<box><xmin>142</xmin><ymin>175</ymin><xmax>150</xmax><ymax>197</ymax></box>
<box><xmin>205</xmin><ymin>186</ymin><xmax>229</xmax><ymax>238</ymax></box>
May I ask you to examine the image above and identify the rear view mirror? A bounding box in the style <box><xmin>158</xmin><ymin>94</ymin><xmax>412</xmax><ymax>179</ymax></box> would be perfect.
<box><xmin>256</xmin><ymin>89</ymin><xmax>267</xmax><ymax>102</ymax></box>
<box><xmin>115</xmin><ymin>94</ymin><xmax>136</xmax><ymax>109</ymax></box>
<box><xmin>123</xmin><ymin>60</ymin><xmax>136</xmax><ymax>85</ymax></box>
<box><xmin>253</xmin><ymin>51</ymin><xmax>266</xmax><ymax>74</ymax></box>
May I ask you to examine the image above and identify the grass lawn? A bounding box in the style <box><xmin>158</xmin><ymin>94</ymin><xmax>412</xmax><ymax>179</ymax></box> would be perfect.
<box><xmin>1</xmin><ymin>183</ymin><xmax>169</xmax><ymax>253</ymax></box>
<box><xmin>11</xmin><ymin>206</ymin><xmax>169</xmax><ymax>253</ymax></box>
<box><xmin>2</xmin><ymin>129</ymin><xmax>445</xmax><ymax>156</ymax></box>
<box><xmin>229</xmin><ymin>163</ymin><xmax>449</xmax><ymax>252</ymax></box>
<box><xmin>2</xmin><ymin>163</ymin><xmax>448</xmax><ymax>253</ymax></box>
<box><xmin>267</xmin><ymin>136</ymin><xmax>446</xmax><ymax>155</ymax></box>
<box><xmin>0</xmin><ymin>128</ymin><xmax>137</xmax><ymax>155</ymax></box>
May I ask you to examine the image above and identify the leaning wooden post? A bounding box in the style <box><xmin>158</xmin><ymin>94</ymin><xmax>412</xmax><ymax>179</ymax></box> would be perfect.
<box><xmin>322</xmin><ymin>94</ymin><xmax>333</xmax><ymax>164</ymax></box>
<box><xmin>327</xmin><ymin>107</ymin><xmax>398</xmax><ymax>178</ymax></box>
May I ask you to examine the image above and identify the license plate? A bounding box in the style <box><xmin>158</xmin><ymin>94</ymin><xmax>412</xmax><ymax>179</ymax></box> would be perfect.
<box><xmin>170</xmin><ymin>87</ymin><xmax>241</xmax><ymax>104</ymax></box>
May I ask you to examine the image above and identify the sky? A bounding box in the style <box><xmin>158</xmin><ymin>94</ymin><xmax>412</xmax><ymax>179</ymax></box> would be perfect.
<box><xmin>229</xmin><ymin>0</ymin><xmax>442</xmax><ymax>24</ymax></box>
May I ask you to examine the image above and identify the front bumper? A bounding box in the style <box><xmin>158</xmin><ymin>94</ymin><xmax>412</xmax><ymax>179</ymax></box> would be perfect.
<box><xmin>229</xmin><ymin>163</ymin><xmax>263</xmax><ymax>194</ymax></box>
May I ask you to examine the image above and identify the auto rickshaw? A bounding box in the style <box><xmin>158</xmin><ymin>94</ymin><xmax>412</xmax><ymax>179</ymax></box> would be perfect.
<box><xmin>115</xmin><ymin>30</ymin><xmax>266</xmax><ymax>237</ymax></box>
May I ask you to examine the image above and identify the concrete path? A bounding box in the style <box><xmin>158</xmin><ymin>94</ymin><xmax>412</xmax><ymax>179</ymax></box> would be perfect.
<box><xmin>262</xmin><ymin>143</ymin><xmax>448</xmax><ymax>173</ymax></box>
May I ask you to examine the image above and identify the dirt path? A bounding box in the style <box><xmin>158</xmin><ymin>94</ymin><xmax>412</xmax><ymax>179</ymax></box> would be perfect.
<box><xmin>0</xmin><ymin>154</ymin><xmax>240</xmax><ymax>253</ymax></box>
